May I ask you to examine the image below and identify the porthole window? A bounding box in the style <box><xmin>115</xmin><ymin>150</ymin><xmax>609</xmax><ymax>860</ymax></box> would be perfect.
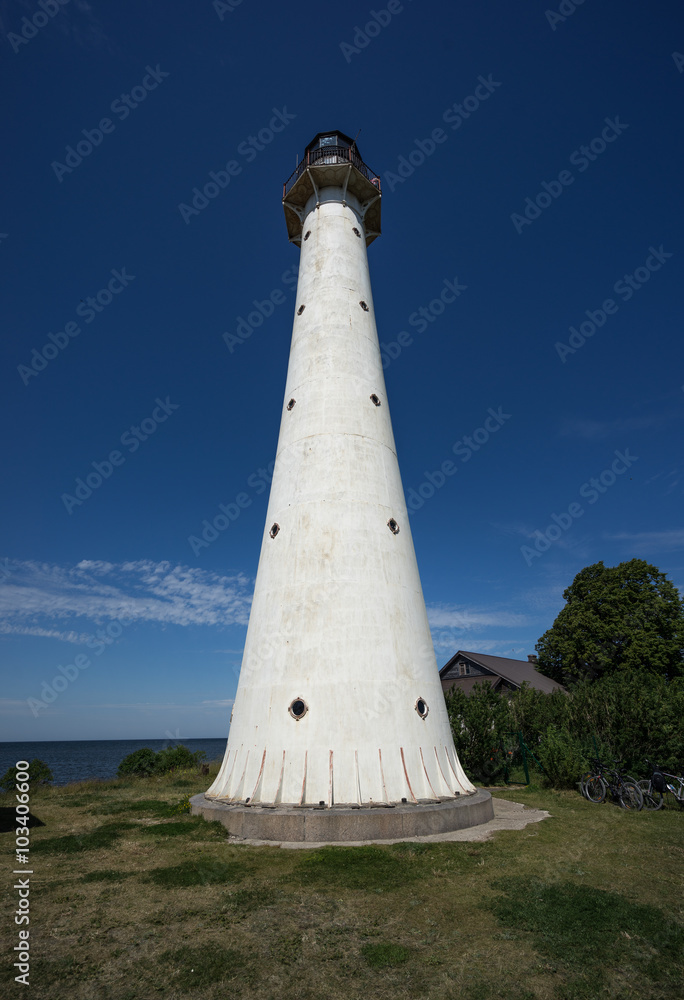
<box><xmin>304</xmin><ymin>230</ymin><xmax>311</xmax><ymax>241</ymax></box>
<box><xmin>352</xmin><ymin>227</ymin><xmax>361</xmax><ymax>238</ymax></box>
<box><xmin>387</xmin><ymin>518</ymin><xmax>399</xmax><ymax>535</ymax></box>
<box><xmin>370</xmin><ymin>393</ymin><xmax>381</xmax><ymax>406</ymax></box>
<box><xmin>287</xmin><ymin>398</ymin><xmax>296</xmax><ymax>410</ymax></box>
<box><xmin>297</xmin><ymin>305</ymin><xmax>306</xmax><ymax>315</ymax></box>
<box><xmin>359</xmin><ymin>301</ymin><xmax>369</xmax><ymax>311</ymax></box>
<box><xmin>415</xmin><ymin>698</ymin><xmax>429</xmax><ymax>719</ymax></box>
<box><xmin>270</xmin><ymin>523</ymin><xmax>280</xmax><ymax>538</ymax></box>
<box><xmin>288</xmin><ymin>698</ymin><xmax>308</xmax><ymax>720</ymax></box>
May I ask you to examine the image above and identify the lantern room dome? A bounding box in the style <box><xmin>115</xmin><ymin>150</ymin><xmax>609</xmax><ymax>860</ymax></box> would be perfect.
<box><xmin>305</xmin><ymin>130</ymin><xmax>361</xmax><ymax>158</ymax></box>
<box><xmin>283</xmin><ymin>130</ymin><xmax>381</xmax><ymax>246</ymax></box>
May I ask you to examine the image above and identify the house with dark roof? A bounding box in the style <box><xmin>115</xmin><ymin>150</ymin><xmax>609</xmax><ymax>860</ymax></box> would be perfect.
<box><xmin>440</xmin><ymin>651</ymin><xmax>567</xmax><ymax>696</ymax></box>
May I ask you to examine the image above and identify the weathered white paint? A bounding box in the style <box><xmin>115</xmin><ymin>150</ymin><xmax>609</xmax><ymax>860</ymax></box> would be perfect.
<box><xmin>207</xmin><ymin>177</ymin><xmax>475</xmax><ymax>807</ymax></box>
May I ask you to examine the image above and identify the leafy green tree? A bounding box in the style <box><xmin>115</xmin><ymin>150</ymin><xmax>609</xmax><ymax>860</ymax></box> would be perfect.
<box><xmin>535</xmin><ymin>559</ymin><xmax>684</xmax><ymax>685</ymax></box>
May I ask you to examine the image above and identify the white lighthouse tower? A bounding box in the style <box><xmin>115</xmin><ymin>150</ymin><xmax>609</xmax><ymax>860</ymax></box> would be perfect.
<box><xmin>193</xmin><ymin>131</ymin><xmax>493</xmax><ymax>841</ymax></box>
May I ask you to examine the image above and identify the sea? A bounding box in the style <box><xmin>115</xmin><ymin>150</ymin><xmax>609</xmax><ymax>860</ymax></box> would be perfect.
<box><xmin>0</xmin><ymin>738</ymin><xmax>228</xmax><ymax>787</ymax></box>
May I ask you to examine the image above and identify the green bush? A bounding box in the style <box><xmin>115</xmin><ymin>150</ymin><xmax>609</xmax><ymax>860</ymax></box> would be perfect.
<box><xmin>563</xmin><ymin>670</ymin><xmax>684</xmax><ymax>775</ymax></box>
<box><xmin>445</xmin><ymin>670</ymin><xmax>684</xmax><ymax>788</ymax></box>
<box><xmin>0</xmin><ymin>758</ymin><xmax>53</xmax><ymax>792</ymax></box>
<box><xmin>536</xmin><ymin>724</ymin><xmax>588</xmax><ymax>789</ymax></box>
<box><xmin>444</xmin><ymin>683</ymin><xmax>510</xmax><ymax>784</ymax></box>
<box><xmin>116</xmin><ymin>748</ymin><xmax>158</xmax><ymax>778</ymax></box>
<box><xmin>155</xmin><ymin>745</ymin><xmax>206</xmax><ymax>774</ymax></box>
<box><xmin>509</xmin><ymin>684</ymin><xmax>569</xmax><ymax>746</ymax></box>
<box><xmin>116</xmin><ymin>745</ymin><xmax>206</xmax><ymax>778</ymax></box>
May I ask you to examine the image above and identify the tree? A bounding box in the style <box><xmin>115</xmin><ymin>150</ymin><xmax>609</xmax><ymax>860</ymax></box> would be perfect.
<box><xmin>535</xmin><ymin>559</ymin><xmax>684</xmax><ymax>685</ymax></box>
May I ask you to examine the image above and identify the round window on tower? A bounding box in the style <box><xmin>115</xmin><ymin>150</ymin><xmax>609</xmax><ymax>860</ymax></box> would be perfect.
<box><xmin>304</xmin><ymin>230</ymin><xmax>311</xmax><ymax>241</ymax></box>
<box><xmin>270</xmin><ymin>523</ymin><xmax>280</xmax><ymax>538</ymax></box>
<box><xmin>415</xmin><ymin>698</ymin><xmax>429</xmax><ymax>719</ymax></box>
<box><xmin>289</xmin><ymin>698</ymin><xmax>308</xmax><ymax>720</ymax></box>
<box><xmin>387</xmin><ymin>518</ymin><xmax>399</xmax><ymax>535</ymax></box>
<box><xmin>287</xmin><ymin>398</ymin><xmax>296</xmax><ymax>410</ymax></box>
<box><xmin>297</xmin><ymin>304</ymin><xmax>306</xmax><ymax>315</ymax></box>
<box><xmin>359</xmin><ymin>301</ymin><xmax>369</xmax><ymax>311</ymax></box>
<box><xmin>352</xmin><ymin>227</ymin><xmax>361</xmax><ymax>238</ymax></box>
<box><xmin>370</xmin><ymin>393</ymin><xmax>381</xmax><ymax>406</ymax></box>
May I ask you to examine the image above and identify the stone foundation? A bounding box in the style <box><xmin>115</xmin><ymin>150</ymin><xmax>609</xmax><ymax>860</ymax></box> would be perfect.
<box><xmin>190</xmin><ymin>789</ymin><xmax>494</xmax><ymax>843</ymax></box>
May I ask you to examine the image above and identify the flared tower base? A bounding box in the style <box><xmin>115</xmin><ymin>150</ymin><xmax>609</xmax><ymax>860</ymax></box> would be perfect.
<box><xmin>190</xmin><ymin>789</ymin><xmax>494</xmax><ymax>843</ymax></box>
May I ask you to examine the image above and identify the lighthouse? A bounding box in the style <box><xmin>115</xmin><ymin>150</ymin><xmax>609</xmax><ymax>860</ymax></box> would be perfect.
<box><xmin>192</xmin><ymin>131</ymin><xmax>493</xmax><ymax>841</ymax></box>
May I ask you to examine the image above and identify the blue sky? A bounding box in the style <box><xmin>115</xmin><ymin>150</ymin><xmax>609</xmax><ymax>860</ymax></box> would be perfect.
<box><xmin>2</xmin><ymin>0</ymin><xmax>683</xmax><ymax>741</ymax></box>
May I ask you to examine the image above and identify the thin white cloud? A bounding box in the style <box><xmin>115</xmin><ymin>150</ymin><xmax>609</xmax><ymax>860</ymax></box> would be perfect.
<box><xmin>426</xmin><ymin>602</ymin><xmax>540</xmax><ymax>661</ymax></box>
<box><xmin>494</xmin><ymin>520</ymin><xmax>588</xmax><ymax>551</ymax></box>
<box><xmin>78</xmin><ymin>701</ymin><xmax>230</xmax><ymax>711</ymax></box>
<box><xmin>605</xmin><ymin>529</ymin><xmax>684</xmax><ymax>552</ymax></box>
<box><xmin>430</xmin><ymin>631</ymin><xmax>534</xmax><ymax>658</ymax></box>
<box><xmin>0</xmin><ymin>699</ymin><xmax>33</xmax><ymax>713</ymax></box>
<box><xmin>644</xmin><ymin>470</ymin><xmax>683</xmax><ymax>497</ymax></box>
<box><xmin>427</xmin><ymin>604</ymin><xmax>528</xmax><ymax>630</ymax></box>
<box><xmin>0</xmin><ymin>624</ymin><xmax>90</xmax><ymax>643</ymax></box>
<box><xmin>0</xmin><ymin>559</ymin><xmax>253</xmax><ymax>641</ymax></box>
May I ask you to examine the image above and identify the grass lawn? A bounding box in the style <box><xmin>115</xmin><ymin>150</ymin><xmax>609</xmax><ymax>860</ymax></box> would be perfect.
<box><xmin>2</xmin><ymin>766</ymin><xmax>683</xmax><ymax>999</ymax></box>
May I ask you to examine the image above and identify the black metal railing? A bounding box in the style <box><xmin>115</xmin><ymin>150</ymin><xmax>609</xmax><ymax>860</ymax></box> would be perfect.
<box><xmin>283</xmin><ymin>145</ymin><xmax>381</xmax><ymax>197</ymax></box>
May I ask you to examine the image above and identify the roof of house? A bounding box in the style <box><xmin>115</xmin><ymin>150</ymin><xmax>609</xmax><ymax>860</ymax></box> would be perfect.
<box><xmin>440</xmin><ymin>675</ymin><xmax>498</xmax><ymax>695</ymax></box>
<box><xmin>440</xmin><ymin>650</ymin><xmax>566</xmax><ymax>695</ymax></box>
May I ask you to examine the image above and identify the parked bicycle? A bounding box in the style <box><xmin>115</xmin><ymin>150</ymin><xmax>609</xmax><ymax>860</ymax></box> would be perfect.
<box><xmin>580</xmin><ymin>758</ymin><xmax>643</xmax><ymax>810</ymax></box>
<box><xmin>638</xmin><ymin>760</ymin><xmax>684</xmax><ymax>811</ymax></box>
<box><xmin>580</xmin><ymin>757</ymin><xmax>607</xmax><ymax>803</ymax></box>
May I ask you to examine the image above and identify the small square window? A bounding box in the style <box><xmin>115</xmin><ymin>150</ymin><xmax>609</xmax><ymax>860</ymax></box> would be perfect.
<box><xmin>319</xmin><ymin>135</ymin><xmax>336</xmax><ymax>147</ymax></box>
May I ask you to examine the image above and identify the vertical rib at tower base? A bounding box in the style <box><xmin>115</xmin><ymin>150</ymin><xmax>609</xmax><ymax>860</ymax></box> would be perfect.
<box><xmin>190</xmin><ymin>790</ymin><xmax>494</xmax><ymax>842</ymax></box>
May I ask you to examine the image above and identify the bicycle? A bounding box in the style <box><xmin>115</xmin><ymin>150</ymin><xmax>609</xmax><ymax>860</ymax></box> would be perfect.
<box><xmin>580</xmin><ymin>757</ymin><xmax>608</xmax><ymax>803</ymax></box>
<box><xmin>581</xmin><ymin>758</ymin><xmax>643</xmax><ymax>810</ymax></box>
<box><xmin>638</xmin><ymin>761</ymin><xmax>684</xmax><ymax>811</ymax></box>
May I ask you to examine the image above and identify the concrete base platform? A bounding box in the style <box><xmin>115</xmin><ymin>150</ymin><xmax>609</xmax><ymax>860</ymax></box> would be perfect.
<box><xmin>190</xmin><ymin>789</ymin><xmax>494</xmax><ymax>843</ymax></box>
